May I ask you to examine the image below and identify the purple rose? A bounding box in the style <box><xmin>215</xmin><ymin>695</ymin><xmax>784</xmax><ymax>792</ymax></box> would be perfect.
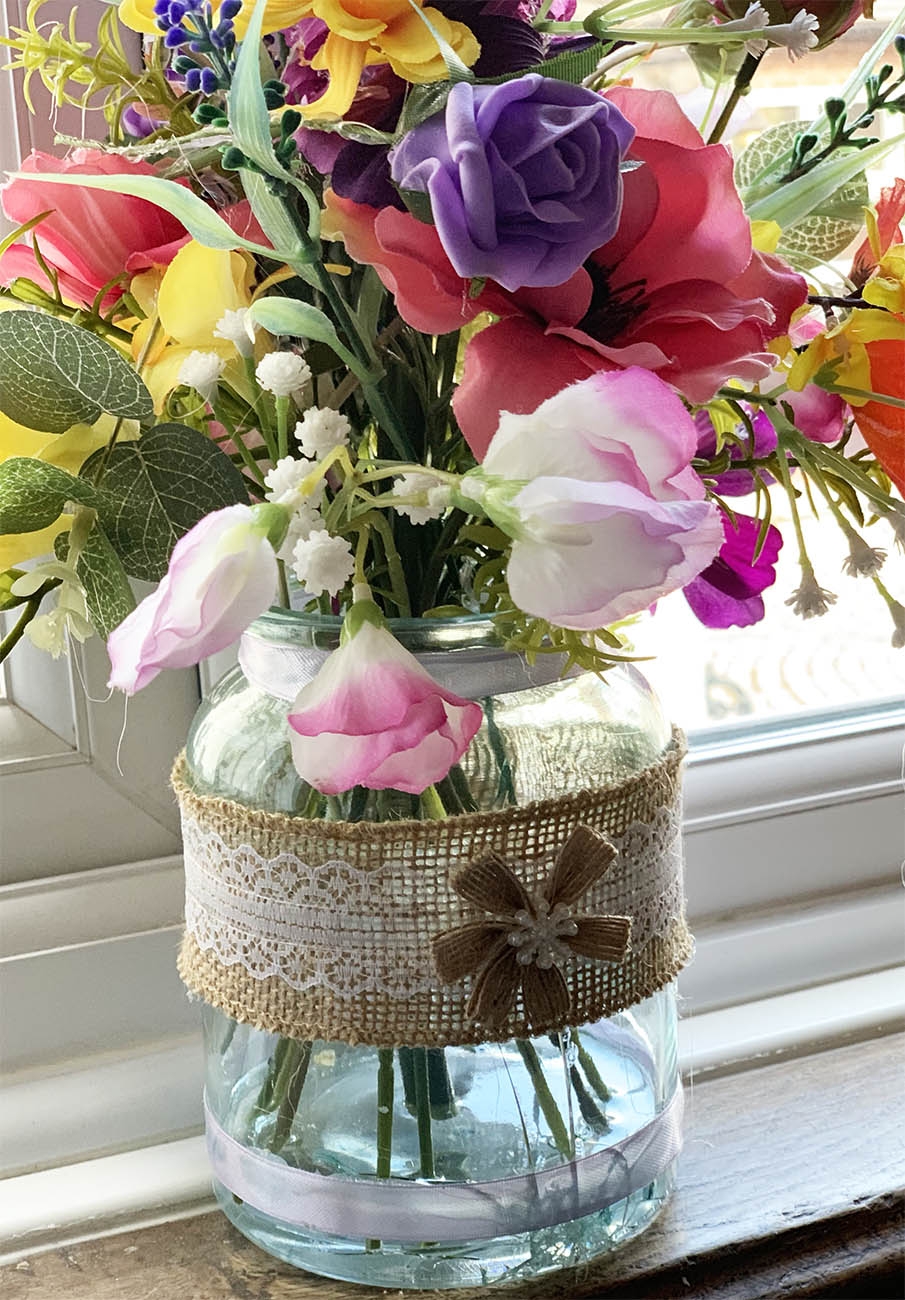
<box><xmin>683</xmin><ymin>514</ymin><xmax>783</xmax><ymax>629</ymax></box>
<box><xmin>388</xmin><ymin>74</ymin><xmax>634</xmax><ymax>292</ymax></box>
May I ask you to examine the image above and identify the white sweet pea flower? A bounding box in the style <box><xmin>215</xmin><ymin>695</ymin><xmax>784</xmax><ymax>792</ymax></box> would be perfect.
<box><xmin>213</xmin><ymin>308</ymin><xmax>256</xmax><ymax>358</ymax></box>
<box><xmin>391</xmin><ymin>473</ymin><xmax>451</xmax><ymax>524</ymax></box>
<box><xmin>256</xmin><ymin>351</ymin><xmax>311</xmax><ymax>397</ymax></box>
<box><xmin>178</xmin><ymin>350</ymin><xmax>225</xmax><ymax>404</ymax></box>
<box><xmin>294</xmin><ymin>407</ymin><xmax>351</xmax><ymax>459</ymax></box>
<box><xmin>461</xmin><ymin>369</ymin><xmax>723</xmax><ymax>631</ymax></box>
<box><xmin>291</xmin><ymin>530</ymin><xmax>355</xmax><ymax>598</ymax></box>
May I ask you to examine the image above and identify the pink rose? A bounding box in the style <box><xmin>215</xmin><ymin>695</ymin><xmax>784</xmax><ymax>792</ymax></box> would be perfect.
<box><xmin>107</xmin><ymin>505</ymin><xmax>281</xmax><ymax>694</ymax></box>
<box><xmin>0</xmin><ymin>149</ymin><xmax>188</xmax><ymax>307</ymax></box>
<box><xmin>462</xmin><ymin>369</ymin><xmax>722</xmax><ymax>629</ymax></box>
<box><xmin>288</xmin><ymin>616</ymin><xmax>483</xmax><ymax>795</ymax></box>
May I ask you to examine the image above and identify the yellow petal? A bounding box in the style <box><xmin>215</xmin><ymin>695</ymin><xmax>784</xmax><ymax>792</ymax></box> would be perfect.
<box><xmin>0</xmin><ymin>413</ymin><xmax>55</xmax><ymax>463</ymax></box>
<box><xmin>157</xmin><ymin>243</ymin><xmax>254</xmax><ymax>347</ymax></box>
<box><xmin>751</xmin><ymin>220</ymin><xmax>781</xmax><ymax>254</ymax></box>
<box><xmin>41</xmin><ymin>421</ymin><xmax>114</xmax><ymax>475</ymax></box>
<box><xmin>378</xmin><ymin>8</ymin><xmax>479</xmax><ymax>79</ymax></box>
<box><xmin>307</xmin><ymin>33</ymin><xmax>369</xmax><ymax>119</ymax></box>
<box><xmin>0</xmin><ymin>519</ymin><xmax>71</xmax><ymax>571</ymax></box>
<box><xmin>118</xmin><ymin>0</ymin><xmax>160</xmax><ymax>34</ymax></box>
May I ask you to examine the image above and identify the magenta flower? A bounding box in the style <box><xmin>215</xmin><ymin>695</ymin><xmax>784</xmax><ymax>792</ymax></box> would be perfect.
<box><xmin>464</xmin><ymin>369</ymin><xmax>723</xmax><ymax>630</ymax></box>
<box><xmin>107</xmin><ymin>506</ymin><xmax>280</xmax><ymax>694</ymax></box>
<box><xmin>388</xmin><ymin>75</ymin><xmax>634</xmax><ymax>292</ymax></box>
<box><xmin>288</xmin><ymin>617</ymin><xmax>483</xmax><ymax>795</ymax></box>
<box><xmin>683</xmin><ymin>513</ymin><xmax>783</xmax><ymax>629</ymax></box>
<box><xmin>695</xmin><ymin>407</ymin><xmax>778</xmax><ymax>496</ymax></box>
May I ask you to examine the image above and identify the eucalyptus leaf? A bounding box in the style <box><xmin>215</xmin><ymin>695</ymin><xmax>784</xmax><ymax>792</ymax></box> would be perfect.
<box><xmin>0</xmin><ymin>457</ymin><xmax>96</xmax><ymax>534</ymax></box>
<box><xmin>82</xmin><ymin>424</ymin><xmax>248</xmax><ymax>581</ymax></box>
<box><xmin>55</xmin><ymin>524</ymin><xmax>136</xmax><ymax>637</ymax></box>
<box><xmin>0</xmin><ymin>311</ymin><xmax>153</xmax><ymax>433</ymax></box>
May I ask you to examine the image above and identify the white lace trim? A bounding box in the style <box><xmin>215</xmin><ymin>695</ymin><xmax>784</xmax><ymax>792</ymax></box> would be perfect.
<box><xmin>183</xmin><ymin>807</ymin><xmax>684</xmax><ymax>1001</ymax></box>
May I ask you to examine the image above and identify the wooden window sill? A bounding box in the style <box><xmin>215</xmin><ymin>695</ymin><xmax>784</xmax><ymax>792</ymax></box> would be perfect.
<box><xmin>3</xmin><ymin>1031</ymin><xmax>902</xmax><ymax>1300</ymax></box>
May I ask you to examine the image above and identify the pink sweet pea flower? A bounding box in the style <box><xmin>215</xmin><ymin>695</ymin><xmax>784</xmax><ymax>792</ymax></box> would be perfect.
<box><xmin>463</xmin><ymin>369</ymin><xmax>723</xmax><ymax>630</ymax></box>
<box><xmin>107</xmin><ymin>505</ymin><xmax>282</xmax><ymax>694</ymax></box>
<box><xmin>288</xmin><ymin>616</ymin><xmax>483</xmax><ymax>795</ymax></box>
<box><xmin>0</xmin><ymin>149</ymin><xmax>188</xmax><ymax>307</ymax></box>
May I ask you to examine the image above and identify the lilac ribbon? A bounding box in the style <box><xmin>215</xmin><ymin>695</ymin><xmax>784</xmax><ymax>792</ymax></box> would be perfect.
<box><xmin>204</xmin><ymin>1085</ymin><xmax>683</xmax><ymax>1243</ymax></box>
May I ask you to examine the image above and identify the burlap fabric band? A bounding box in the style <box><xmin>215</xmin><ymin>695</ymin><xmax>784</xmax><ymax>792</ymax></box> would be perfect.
<box><xmin>175</xmin><ymin>730</ymin><xmax>691</xmax><ymax>1048</ymax></box>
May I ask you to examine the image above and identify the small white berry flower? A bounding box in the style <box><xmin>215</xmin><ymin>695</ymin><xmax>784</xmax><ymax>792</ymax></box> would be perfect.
<box><xmin>178</xmin><ymin>350</ymin><xmax>225</xmax><ymax>404</ymax></box>
<box><xmin>391</xmin><ymin>472</ymin><xmax>451</xmax><ymax>525</ymax></box>
<box><xmin>213</xmin><ymin>308</ymin><xmax>256</xmax><ymax>358</ymax></box>
<box><xmin>264</xmin><ymin>456</ymin><xmax>325</xmax><ymax>509</ymax></box>
<box><xmin>256</xmin><ymin>351</ymin><xmax>311</xmax><ymax>398</ymax></box>
<box><xmin>294</xmin><ymin>407</ymin><xmax>351</xmax><ymax>460</ymax></box>
<box><xmin>277</xmin><ymin>503</ymin><xmax>326</xmax><ymax>564</ymax></box>
<box><xmin>292</xmin><ymin>531</ymin><xmax>355</xmax><ymax>598</ymax></box>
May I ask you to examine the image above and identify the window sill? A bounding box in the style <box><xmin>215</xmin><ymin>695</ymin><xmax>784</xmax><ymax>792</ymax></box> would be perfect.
<box><xmin>2</xmin><ymin>1025</ymin><xmax>902</xmax><ymax>1298</ymax></box>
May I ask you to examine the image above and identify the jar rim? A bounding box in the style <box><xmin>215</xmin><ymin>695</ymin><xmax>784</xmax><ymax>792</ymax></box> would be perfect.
<box><xmin>248</xmin><ymin>606</ymin><xmax>504</xmax><ymax>653</ymax></box>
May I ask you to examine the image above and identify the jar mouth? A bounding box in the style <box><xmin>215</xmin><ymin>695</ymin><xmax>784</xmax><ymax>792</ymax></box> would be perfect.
<box><xmin>249</xmin><ymin>606</ymin><xmax>504</xmax><ymax>653</ymax></box>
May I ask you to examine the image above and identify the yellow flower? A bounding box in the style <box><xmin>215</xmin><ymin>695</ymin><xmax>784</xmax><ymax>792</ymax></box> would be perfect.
<box><xmin>129</xmin><ymin>241</ymin><xmax>256</xmax><ymax>412</ymax></box>
<box><xmin>0</xmin><ymin>416</ymin><xmax>112</xmax><ymax>570</ymax></box>
<box><xmin>119</xmin><ymin>0</ymin><xmax>305</xmax><ymax>38</ymax></box>
<box><xmin>300</xmin><ymin>0</ymin><xmax>479</xmax><ymax>119</ymax></box>
<box><xmin>862</xmin><ymin>243</ymin><xmax>905</xmax><ymax>317</ymax></box>
<box><xmin>788</xmin><ymin>305</ymin><xmax>905</xmax><ymax>407</ymax></box>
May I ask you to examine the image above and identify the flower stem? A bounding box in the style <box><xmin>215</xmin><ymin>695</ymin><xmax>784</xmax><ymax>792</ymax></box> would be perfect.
<box><xmin>708</xmin><ymin>51</ymin><xmax>762</xmax><ymax>144</ymax></box>
<box><xmin>275</xmin><ymin>394</ymin><xmax>290</xmax><ymax>460</ymax></box>
<box><xmin>411</xmin><ymin>1047</ymin><xmax>435</xmax><ymax>1178</ymax></box>
<box><xmin>365</xmin><ymin>1047</ymin><xmax>396</xmax><ymax>1252</ymax></box>
<box><xmin>516</xmin><ymin>1039</ymin><xmax>573</xmax><ymax>1160</ymax></box>
<box><xmin>573</xmin><ymin>1029</ymin><xmax>612</xmax><ymax>1105</ymax></box>
<box><xmin>0</xmin><ymin>586</ymin><xmax>53</xmax><ymax>665</ymax></box>
<box><xmin>269</xmin><ymin>1040</ymin><xmax>312</xmax><ymax>1154</ymax></box>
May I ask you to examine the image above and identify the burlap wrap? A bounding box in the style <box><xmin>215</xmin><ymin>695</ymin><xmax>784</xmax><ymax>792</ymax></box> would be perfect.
<box><xmin>175</xmin><ymin>730</ymin><xmax>691</xmax><ymax>1047</ymax></box>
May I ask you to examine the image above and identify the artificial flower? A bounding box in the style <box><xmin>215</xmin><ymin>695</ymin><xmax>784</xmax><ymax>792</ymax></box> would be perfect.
<box><xmin>694</xmin><ymin>406</ymin><xmax>778</xmax><ymax>495</ymax></box>
<box><xmin>853</xmin><ymin>337</ymin><xmax>905</xmax><ymax>496</ymax></box>
<box><xmin>388</xmin><ymin>75</ymin><xmax>634</xmax><ymax>292</ymax></box>
<box><xmin>290</xmin><ymin>529</ymin><xmax>355</xmax><ymax>595</ymax></box>
<box><xmin>290</xmin><ymin>0</ymin><xmax>479</xmax><ymax>120</ymax></box>
<box><xmin>0</xmin><ymin>150</ymin><xmax>187</xmax><ymax>308</ymax></box>
<box><xmin>107</xmin><ymin>504</ymin><xmax>284</xmax><ymax>694</ymax></box>
<box><xmin>287</xmin><ymin>611</ymin><xmax>483</xmax><ymax>794</ymax></box>
<box><xmin>851</xmin><ymin>179</ymin><xmax>905</xmax><ymax>289</ymax></box>
<box><xmin>0</xmin><ymin>415</ymin><xmax>112</xmax><ymax>570</ymax></box>
<box><xmin>119</xmin><ymin>0</ymin><xmax>307</xmax><ymax>39</ymax></box>
<box><xmin>128</xmin><ymin>240</ymin><xmax>256</xmax><ymax>412</ymax></box>
<box><xmin>432</xmin><ymin>824</ymin><xmax>629</xmax><ymax>1030</ymax></box>
<box><xmin>683</xmin><ymin>513</ymin><xmax>783</xmax><ymax>629</ymax></box>
<box><xmin>715</xmin><ymin>0</ymin><xmax>868</xmax><ymax>50</ymax></box>
<box><xmin>294</xmin><ymin>407</ymin><xmax>351</xmax><ymax>458</ymax></box>
<box><xmin>461</xmin><ymin>369</ymin><xmax>723</xmax><ymax>629</ymax></box>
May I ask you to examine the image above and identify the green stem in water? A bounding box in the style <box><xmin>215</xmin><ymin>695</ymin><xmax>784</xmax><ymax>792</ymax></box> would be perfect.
<box><xmin>365</xmin><ymin>1047</ymin><xmax>396</xmax><ymax>1252</ymax></box>
<box><xmin>255</xmin><ymin>1037</ymin><xmax>289</xmax><ymax>1114</ymax></box>
<box><xmin>708</xmin><ymin>51</ymin><xmax>762</xmax><ymax>144</ymax></box>
<box><xmin>516</xmin><ymin>1039</ymin><xmax>573</xmax><ymax>1160</ymax></box>
<box><xmin>269</xmin><ymin>1040</ymin><xmax>313</xmax><ymax>1154</ymax></box>
<box><xmin>573</xmin><ymin>1029</ymin><xmax>612</xmax><ymax>1106</ymax></box>
<box><xmin>411</xmin><ymin>1048</ymin><xmax>435</xmax><ymax>1178</ymax></box>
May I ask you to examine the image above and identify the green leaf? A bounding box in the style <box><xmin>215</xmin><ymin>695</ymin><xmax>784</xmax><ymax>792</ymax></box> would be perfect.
<box><xmin>0</xmin><ymin>311</ymin><xmax>153</xmax><ymax>433</ymax></box>
<box><xmin>0</xmin><ymin>457</ymin><xmax>96</xmax><ymax>534</ymax></box>
<box><xmin>55</xmin><ymin>525</ymin><xmax>136</xmax><ymax>637</ymax></box>
<box><xmin>746</xmin><ymin>134</ymin><xmax>905</xmax><ymax>230</ymax></box>
<box><xmin>396</xmin><ymin>82</ymin><xmax>454</xmax><ymax>136</ymax></box>
<box><xmin>229</xmin><ymin>0</ymin><xmax>283</xmax><ymax>179</ymax></box>
<box><xmin>8</xmin><ymin>169</ymin><xmax>281</xmax><ymax>259</ymax></box>
<box><xmin>246</xmin><ymin>298</ymin><xmax>368</xmax><ymax>378</ymax></box>
<box><xmin>81</xmin><ymin>423</ymin><xmax>248</xmax><ymax>581</ymax></box>
<box><xmin>482</xmin><ymin>41</ymin><xmax>609</xmax><ymax>87</ymax></box>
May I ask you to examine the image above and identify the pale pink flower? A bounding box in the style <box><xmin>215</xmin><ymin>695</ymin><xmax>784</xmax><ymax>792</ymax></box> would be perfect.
<box><xmin>463</xmin><ymin>369</ymin><xmax>723</xmax><ymax>630</ymax></box>
<box><xmin>288</xmin><ymin>618</ymin><xmax>483</xmax><ymax>795</ymax></box>
<box><xmin>107</xmin><ymin>505</ymin><xmax>280</xmax><ymax>694</ymax></box>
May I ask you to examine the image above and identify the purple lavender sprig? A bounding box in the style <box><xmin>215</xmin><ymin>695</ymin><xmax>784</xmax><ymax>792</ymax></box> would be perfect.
<box><xmin>155</xmin><ymin>0</ymin><xmax>240</xmax><ymax>94</ymax></box>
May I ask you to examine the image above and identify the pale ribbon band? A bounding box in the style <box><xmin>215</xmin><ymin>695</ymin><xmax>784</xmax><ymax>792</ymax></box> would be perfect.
<box><xmin>238</xmin><ymin>629</ymin><xmax>577</xmax><ymax>703</ymax></box>
<box><xmin>204</xmin><ymin>1084</ymin><xmax>683</xmax><ymax>1244</ymax></box>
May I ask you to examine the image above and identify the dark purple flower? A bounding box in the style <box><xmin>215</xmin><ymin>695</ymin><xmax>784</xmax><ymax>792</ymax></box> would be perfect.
<box><xmin>121</xmin><ymin>103</ymin><xmax>166</xmax><ymax>139</ymax></box>
<box><xmin>388</xmin><ymin>75</ymin><xmax>634</xmax><ymax>291</ymax></box>
<box><xmin>695</xmin><ymin>407</ymin><xmax>778</xmax><ymax>497</ymax></box>
<box><xmin>684</xmin><ymin>513</ymin><xmax>783</xmax><ymax>629</ymax></box>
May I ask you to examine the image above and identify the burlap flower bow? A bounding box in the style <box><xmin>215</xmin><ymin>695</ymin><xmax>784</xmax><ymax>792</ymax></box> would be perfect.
<box><xmin>432</xmin><ymin>825</ymin><xmax>631</xmax><ymax>1030</ymax></box>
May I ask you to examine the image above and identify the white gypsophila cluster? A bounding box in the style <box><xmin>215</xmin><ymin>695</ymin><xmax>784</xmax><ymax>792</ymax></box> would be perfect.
<box><xmin>213</xmin><ymin>308</ymin><xmax>255</xmax><ymax>358</ymax></box>
<box><xmin>291</xmin><ymin>530</ymin><xmax>355</xmax><ymax>598</ymax></box>
<box><xmin>294</xmin><ymin>407</ymin><xmax>352</xmax><ymax>460</ymax></box>
<box><xmin>390</xmin><ymin>473</ymin><xmax>452</xmax><ymax>525</ymax></box>
<box><xmin>729</xmin><ymin>2</ymin><xmax>819</xmax><ymax>60</ymax></box>
<box><xmin>277</xmin><ymin>503</ymin><xmax>326</xmax><ymax>564</ymax></box>
<box><xmin>178</xmin><ymin>350</ymin><xmax>225</xmax><ymax>402</ymax></box>
<box><xmin>264</xmin><ymin>455</ymin><xmax>325</xmax><ymax>509</ymax></box>
<box><xmin>256</xmin><ymin>350</ymin><xmax>312</xmax><ymax>397</ymax></box>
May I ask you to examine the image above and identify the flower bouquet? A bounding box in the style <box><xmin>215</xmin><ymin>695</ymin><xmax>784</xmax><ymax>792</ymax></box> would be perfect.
<box><xmin>1</xmin><ymin>0</ymin><xmax>903</xmax><ymax>1287</ymax></box>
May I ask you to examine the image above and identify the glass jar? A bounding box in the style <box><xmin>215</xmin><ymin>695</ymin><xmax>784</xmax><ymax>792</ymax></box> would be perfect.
<box><xmin>184</xmin><ymin>611</ymin><xmax>684</xmax><ymax>1290</ymax></box>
